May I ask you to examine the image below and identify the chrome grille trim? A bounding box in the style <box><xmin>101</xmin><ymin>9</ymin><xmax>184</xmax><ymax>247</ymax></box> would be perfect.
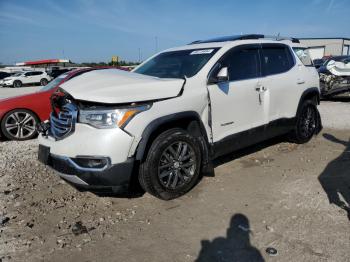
<box><xmin>50</xmin><ymin>103</ymin><xmax>78</xmax><ymax>140</ymax></box>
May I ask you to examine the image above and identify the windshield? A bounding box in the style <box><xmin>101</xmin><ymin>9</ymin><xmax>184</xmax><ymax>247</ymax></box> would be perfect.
<box><xmin>134</xmin><ymin>48</ymin><xmax>220</xmax><ymax>78</ymax></box>
<box><xmin>12</xmin><ymin>73</ymin><xmax>23</xmax><ymax>77</ymax></box>
<box><xmin>40</xmin><ymin>74</ymin><xmax>68</xmax><ymax>91</ymax></box>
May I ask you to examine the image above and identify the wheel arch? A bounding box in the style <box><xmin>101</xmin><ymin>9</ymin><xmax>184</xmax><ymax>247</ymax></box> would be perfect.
<box><xmin>296</xmin><ymin>87</ymin><xmax>320</xmax><ymax>116</ymax></box>
<box><xmin>135</xmin><ymin>111</ymin><xmax>211</xmax><ymax>165</ymax></box>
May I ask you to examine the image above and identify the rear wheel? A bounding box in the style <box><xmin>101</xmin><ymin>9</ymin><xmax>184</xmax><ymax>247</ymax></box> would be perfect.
<box><xmin>289</xmin><ymin>100</ymin><xmax>318</xmax><ymax>144</ymax></box>
<box><xmin>40</xmin><ymin>78</ymin><xmax>48</xmax><ymax>86</ymax></box>
<box><xmin>13</xmin><ymin>80</ymin><xmax>22</xmax><ymax>88</ymax></box>
<box><xmin>139</xmin><ymin>128</ymin><xmax>202</xmax><ymax>200</ymax></box>
<box><xmin>1</xmin><ymin>109</ymin><xmax>38</xmax><ymax>141</ymax></box>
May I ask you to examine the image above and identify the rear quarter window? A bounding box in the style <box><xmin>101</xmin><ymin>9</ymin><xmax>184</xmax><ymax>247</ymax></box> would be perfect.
<box><xmin>293</xmin><ymin>48</ymin><xmax>313</xmax><ymax>67</ymax></box>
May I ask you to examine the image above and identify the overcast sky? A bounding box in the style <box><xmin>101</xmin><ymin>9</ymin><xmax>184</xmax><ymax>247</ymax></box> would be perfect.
<box><xmin>0</xmin><ymin>0</ymin><xmax>349</xmax><ymax>64</ymax></box>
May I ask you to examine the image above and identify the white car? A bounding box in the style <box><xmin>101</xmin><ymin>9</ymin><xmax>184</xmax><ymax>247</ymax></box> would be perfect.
<box><xmin>2</xmin><ymin>71</ymin><xmax>51</xmax><ymax>87</ymax></box>
<box><xmin>38</xmin><ymin>34</ymin><xmax>321</xmax><ymax>200</ymax></box>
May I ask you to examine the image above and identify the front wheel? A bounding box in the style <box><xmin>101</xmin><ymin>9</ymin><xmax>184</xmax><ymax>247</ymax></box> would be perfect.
<box><xmin>13</xmin><ymin>80</ymin><xmax>22</xmax><ymax>88</ymax></box>
<box><xmin>40</xmin><ymin>78</ymin><xmax>48</xmax><ymax>86</ymax></box>
<box><xmin>289</xmin><ymin>100</ymin><xmax>319</xmax><ymax>144</ymax></box>
<box><xmin>1</xmin><ymin>109</ymin><xmax>38</xmax><ymax>141</ymax></box>
<box><xmin>139</xmin><ymin>128</ymin><xmax>202</xmax><ymax>200</ymax></box>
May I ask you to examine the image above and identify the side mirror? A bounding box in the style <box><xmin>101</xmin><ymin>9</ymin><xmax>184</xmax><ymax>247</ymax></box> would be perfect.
<box><xmin>217</xmin><ymin>67</ymin><xmax>229</xmax><ymax>82</ymax></box>
<box><xmin>208</xmin><ymin>67</ymin><xmax>229</xmax><ymax>84</ymax></box>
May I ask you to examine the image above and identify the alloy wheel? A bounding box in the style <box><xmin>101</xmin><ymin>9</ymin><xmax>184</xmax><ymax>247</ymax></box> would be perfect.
<box><xmin>299</xmin><ymin>106</ymin><xmax>316</xmax><ymax>139</ymax></box>
<box><xmin>158</xmin><ymin>141</ymin><xmax>197</xmax><ymax>189</ymax></box>
<box><xmin>5</xmin><ymin>112</ymin><xmax>36</xmax><ymax>139</ymax></box>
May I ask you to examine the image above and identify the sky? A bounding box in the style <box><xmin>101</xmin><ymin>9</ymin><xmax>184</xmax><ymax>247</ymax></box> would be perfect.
<box><xmin>0</xmin><ymin>0</ymin><xmax>349</xmax><ymax>64</ymax></box>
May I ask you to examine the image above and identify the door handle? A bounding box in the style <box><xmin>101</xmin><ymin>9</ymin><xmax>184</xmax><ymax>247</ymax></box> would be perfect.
<box><xmin>255</xmin><ymin>85</ymin><xmax>267</xmax><ymax>92</ymax></box>
<box><xmin>297</xmin><ymin>80</ymin><xmax>305</xmax><ymax>85</ymax></box>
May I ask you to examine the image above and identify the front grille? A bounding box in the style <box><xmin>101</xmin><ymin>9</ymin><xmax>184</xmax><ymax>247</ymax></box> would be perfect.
<box><xmin>50</xmin><ymin>103</ymin><xmax>78</xmax><ymax>140</ymax></box>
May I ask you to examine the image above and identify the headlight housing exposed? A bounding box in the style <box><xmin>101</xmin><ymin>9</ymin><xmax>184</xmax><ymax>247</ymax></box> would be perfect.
<box><xmin>78</xmin><ymin>104</ymin><xmax>151</xmax><ymax>129</ymax></box>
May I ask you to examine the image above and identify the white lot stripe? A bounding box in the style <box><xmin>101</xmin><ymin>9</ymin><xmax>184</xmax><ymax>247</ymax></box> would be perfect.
<box><xmin>319</xmin><ymin>100</ymin><xmax>350</xmax><ymax>130</ymax></box>
<box><xmin>0</xmin><ymin>86</ymin><xmax>42</xmax><ymax>99</ymax></box>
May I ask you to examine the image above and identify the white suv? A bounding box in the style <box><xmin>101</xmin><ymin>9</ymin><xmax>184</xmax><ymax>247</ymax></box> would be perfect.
<box><xmin>2</xmin><ymin>71</ymin><xmax>51</xmax><ymax>87</ymax></box>
<box><xmin>38</xmin><ymin>35</ymin><xmax>321</xmax><ymax>200</ymax></box>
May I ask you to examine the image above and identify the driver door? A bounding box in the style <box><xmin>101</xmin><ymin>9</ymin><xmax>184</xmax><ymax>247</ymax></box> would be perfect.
<box><xmin>207</xmin><ymin>44</ymin><xmax>268</xmax><ymax>149</ymax></box>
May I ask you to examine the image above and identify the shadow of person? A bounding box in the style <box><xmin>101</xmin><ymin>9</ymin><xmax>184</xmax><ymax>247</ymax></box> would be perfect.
<box><xmin>319</xmin><ymin>133</ymin><xmax>350</xmax><ymax>220</ymax></box>
<box><xmin>196</xmin><ymin>214</ymin><xmax>264</xmax><ymax>262</ymax></box>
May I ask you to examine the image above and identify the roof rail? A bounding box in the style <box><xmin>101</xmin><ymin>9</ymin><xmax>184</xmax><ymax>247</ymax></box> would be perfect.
<box><xmin>189</xmin><ymin>34</ymin><xmax>300</xmax><ymax>44</ymax></box>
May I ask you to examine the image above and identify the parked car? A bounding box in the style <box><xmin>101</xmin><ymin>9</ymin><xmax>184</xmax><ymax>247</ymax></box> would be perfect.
<box><xmin>0</xmin><ymin>68</ymin><xmax>98</xmax><ymax>140</ymax></box>
<box><xmin>318</xmin><ymin>56</ymin><xmax>350</xmax><ymax>98</ymax></box>
<box><xmin>0</xmin><ymin>71</ymin><xmax>14</xmax><ymax>86</ymax></box>
<box><xmin>2</xmin><ymin>71</ymin><xmax>52</xmax><ymax>88</ymax></box>
<box><xmin>318</xmin><ymin>55</ymin><xmax>350</xmax><ymax>74</ymax></box>
<box><xmin>38</xmin><ymin>34</ymin><xmax>321</xmax><ymax>200</ymax></box>
<box><xmin>313</xmin><ymin>58</ymin><xmax>326</xmax><ymax>69</ymax></box>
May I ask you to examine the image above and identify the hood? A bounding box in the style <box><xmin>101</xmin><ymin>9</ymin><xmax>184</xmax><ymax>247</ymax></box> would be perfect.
<box><xmin>60</xmin><ymin>69</ymin><xmax>185</xmax><ymax>104</ymax></box>
<box><xmin>3</xmin><ymin>77</ymin><xmax>13</xmax><ymax>81</ymax></box>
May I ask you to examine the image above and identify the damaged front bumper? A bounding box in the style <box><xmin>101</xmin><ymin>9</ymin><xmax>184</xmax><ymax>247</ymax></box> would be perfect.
<box><xmin>38</xmin><ymin>144</ymin><xmax>135</xmax><ymax>193</ymax></box>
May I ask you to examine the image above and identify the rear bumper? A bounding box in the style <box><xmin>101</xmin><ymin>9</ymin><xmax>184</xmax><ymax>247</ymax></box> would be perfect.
<box><xmin>38</xmin><ymin>145</ymin><xmax>135</xmax><ymax>193</ymax></box>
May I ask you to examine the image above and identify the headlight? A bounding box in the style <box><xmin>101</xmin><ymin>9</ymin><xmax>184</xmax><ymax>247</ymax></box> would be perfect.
<box><xmin>78</xmin><ymin>104</ymin><xmax>151</xmax><ymax>129</ymax></box>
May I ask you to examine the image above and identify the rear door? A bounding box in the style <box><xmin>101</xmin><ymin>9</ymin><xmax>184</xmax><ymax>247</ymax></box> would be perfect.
<box><xmin>258</xmin><ymin>43</ymin><xmax>299</xmax><ymax>121</ymax></box>
<box><xmin>207</xmin><ymin>44</ymin><xmax>268</xmax><ymax>143</ymax></box>
<box><xmin>32</xmin><ymin>71</ymin><xmax>43</xmax><ymax>83</ymax></box>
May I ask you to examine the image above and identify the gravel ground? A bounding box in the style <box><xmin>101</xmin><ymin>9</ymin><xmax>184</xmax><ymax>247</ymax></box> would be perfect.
<box><xmin>0</xmin><ymin>100</ymin><xmax>349</xmax><ymax>262</ymax></box>
<box><xmin>319</xmin><ymin>99</ymin><xmax>350</xmax><ymax>129</ymax></box>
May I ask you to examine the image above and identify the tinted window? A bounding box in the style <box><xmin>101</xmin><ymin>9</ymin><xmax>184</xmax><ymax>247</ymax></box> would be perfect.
<box><xmin>32</xmin><ymin>71</ymin><xmax>43</xmax><ymax>76</ymax></box>
<box><xmin>0</xmin><ymin>72</ymin><xmax>10</xmax><ymax>78</ymax></box>
<box><xmin>221</xmin><ymin>46</ymin><xmax>260</xmax><ymax>81</ymax></box>
<box><xmin>24</xmin><ymin>72</ymin><xmax>32</xmax><ymax>76</ymax></box>
<box><xmin>261</xmin><ymin>45</ymin><xmax>294</xmax><ymax>76</ymax></box>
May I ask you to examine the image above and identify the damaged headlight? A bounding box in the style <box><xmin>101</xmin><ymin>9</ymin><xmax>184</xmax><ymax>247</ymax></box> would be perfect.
<box><xmin>78</xmin><ymin>104</ymin><xmax>151</xmax><ymax>129</ymax></box>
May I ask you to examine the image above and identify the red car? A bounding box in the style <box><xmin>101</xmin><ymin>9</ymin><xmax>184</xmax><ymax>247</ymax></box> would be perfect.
<box><xmin>0</xmin><ymin>68</ymin><xmax>95</xmax><ymax>141</ymax></box>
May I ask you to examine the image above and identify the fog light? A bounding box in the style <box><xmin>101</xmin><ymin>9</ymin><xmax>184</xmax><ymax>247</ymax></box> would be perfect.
<box><xmin>71</xmin><ymin>157</ymin><xmax>109</xmax><ymax>169</ymax></box>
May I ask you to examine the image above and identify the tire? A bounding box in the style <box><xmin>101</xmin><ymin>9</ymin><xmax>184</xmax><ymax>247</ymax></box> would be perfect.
<box><xmin>0</xmin><ymin>109</ymin><xmax>39</xmax><ymax>141</ymax></box>
<box><xmin>40</xmin><ymin>78</ymin><xmax>48</xmax><ymax>86</ymax></box>
<box><xmin>289</xmin><ymin>100</ymin><xmax>319</xmax><ymax>144</ymax></box>
<box><xmin>139</xmin><ymin>128</ymin><xmax>202</xmax><ymax>200</ymax></box>
<box><xmin>13</xmin><ymin>80</ymin><xmax>22</xmax><ymax>88</ymax></box>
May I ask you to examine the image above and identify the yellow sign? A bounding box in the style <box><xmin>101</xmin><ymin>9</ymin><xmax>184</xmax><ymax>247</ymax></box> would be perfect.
<box><xmin>112</xmin><ymin>56</ymin><xmax>119</xmax><ymax>63</ymax></box>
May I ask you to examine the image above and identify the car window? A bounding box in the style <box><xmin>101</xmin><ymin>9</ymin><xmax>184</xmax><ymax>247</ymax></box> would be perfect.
<box><xmin>221</xmin><ymin>46</ymin><xmax>261</xmax><ymax>81</ymax></box>
<box><xmin>24</xmin><ymin>72</ymin><xmax>33</xmax><ymax>76</ymax></box>
<box><xmin>293</xmin><ymin>48</ymin><xmax>313</xmax><ymax>66</ymax></box>
<box><xmin>261</xmin><ymin>44</ymin><xmax>294</xmax><ymax>76</ymax></box>
<box><xmin>32</xmin><ymin>71</ymin><xmax>43</xmax><ymax>76</ymax></box>
<box><xmin>134</xmin><ymin>48</ymin><xmax>220</xmax><ymax>79</ymax></box>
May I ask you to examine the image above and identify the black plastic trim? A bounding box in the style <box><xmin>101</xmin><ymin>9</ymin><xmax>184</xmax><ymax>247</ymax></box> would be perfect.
<box><xmin>212</xmin><ymin>117</ymin><xmax>295</xmax><ymax>158</ymax></box>
<box><xmin>135</xmin><ymin>111</ymin><xmax>210</xmax><ymax>162</ymax></box>
<box><xmin>37</xmin><ymin>146</ymin><xmax>135</xmax><ymax>188</ymax></box>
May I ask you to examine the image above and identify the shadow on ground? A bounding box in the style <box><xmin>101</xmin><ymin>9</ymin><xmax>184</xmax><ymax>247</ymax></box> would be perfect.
<box><xmin>196</xmin><ymin>213</ymin><xmax>264</xmax><ymax>262</ymax></box>
<box><xmin>319</xmin><ymin>133</ymin><xmax>350</xmax><ymax>220</ymax></box>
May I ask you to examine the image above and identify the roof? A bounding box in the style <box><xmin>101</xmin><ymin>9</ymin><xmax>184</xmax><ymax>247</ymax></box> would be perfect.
<box><xmin>189</xmin><ymin>34</ymin><xmax>300</xmax><ymax>44</ymax></box>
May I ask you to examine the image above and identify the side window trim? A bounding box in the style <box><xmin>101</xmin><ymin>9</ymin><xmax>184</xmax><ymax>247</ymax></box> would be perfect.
<box><xmin>207</xmin><ymin>44</ymin><xmax>262</xmax><ymax>83</ymax></box>
<box><xmin>260</xmin><ymin>43</ymin><xmax>296</xmax><ymax>77</ymax></box>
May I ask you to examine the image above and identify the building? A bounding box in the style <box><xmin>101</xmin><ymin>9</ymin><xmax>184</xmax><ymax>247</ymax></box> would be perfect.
<box><xmin>15</xmin><ymin>59</ymin><xmax>71</xmax><ymax>68</ymax></box>
<box><xmin>299</xmin><ymin>38</ymin><xmax>350</xmax><ymax>60</ymax></box>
